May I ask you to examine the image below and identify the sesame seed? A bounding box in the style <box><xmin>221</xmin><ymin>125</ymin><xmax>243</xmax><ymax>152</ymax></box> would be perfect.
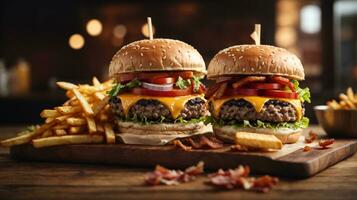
<box><xmin>130</xmin><ymin>56</ymin><xmax>133</xmax><ymax>60</ymax></box>
<box><xmin>149</xmin><ymin>62</ymin><xmax>152</xmax><ymax>66</ymax></box>
<box><xmin>239</xmin><ymin>56</ymin><xmax>243</xmax><ymax>59</ymax></box>
<box><xmin>153</xmin><ymin>45</ymin><xmax>156</xmax><ymax>49</ymax></box>
<box><xmin>251</xmin><ymin>67</ymin><xmax>255</xmax><ymax>71</ymax></box>
<box><xmin>140</xmin><ymin>53</ymin><xmax>144</xmax><ymax>57</ymax></box>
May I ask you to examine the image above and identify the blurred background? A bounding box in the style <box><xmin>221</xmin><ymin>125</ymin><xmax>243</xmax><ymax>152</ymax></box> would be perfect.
<box><xmin>0</xmin><ymin>0</ymin><xmax>356</xmax><ymax>124</ymax></box>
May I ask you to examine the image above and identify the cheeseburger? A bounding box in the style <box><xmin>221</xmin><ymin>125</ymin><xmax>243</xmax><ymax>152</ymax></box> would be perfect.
<box><xmin>206</xmin><ymin>45</ymin><xmax>310</xmax><ymax>144</ymax></box>
<box><xmin>108</xmin><ymin>39</ymin><xmax>209</xmax><ymax>144</ymax></box>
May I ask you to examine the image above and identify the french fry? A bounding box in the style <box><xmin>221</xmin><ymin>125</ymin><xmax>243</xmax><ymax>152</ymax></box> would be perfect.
<box><xmin>99</xmin><ymin>113</ymin><xmax>109</xmax><ymax>122</ymax></box>
<box><xmin>55</xmin><ymin>106</ymin><xmax>81</xmax><ymax>115</ymax></box>
<box><xmin>42</xmin><ymin>130</ymin><xmax>53</xmax><ymax>137</ymax></box>
<box><xmin>327</xmin><ymin>100</ymin><xmax>341</xmax><ymax>109</ymax></box>
<box><xmin>69</xmin><ymin>126</ymin><xmax>86</xmax><ymax>134</ymax></box>
<box><xmin>92</xmin><ymin>77</ymin><xmax>102</xmax><ymax>88</ymax></box>
<box><xmin>55</xmin><ymin>129</ymin><xmax>67</xmax><ymax>136</ymax></box>
<box><xmin>86</xmin><ymin>117</ymin><xmax>97</xmax><ymax>133</ymax></box>
<box><xmin>326</xmin><ymin>87</ymin><xmax>356</xmax><ymax>109</ymax></box>
<box><xmin>32</xmin><ymin>135</ymin><xmax>104</xmax><ymax>148</ymax></box>
<box><xmin>339</xmin><ymin>94</ymin><xmax>355</xmax><ymax>109</ymax></box>
<box><xmin>52</xmin><ymin>123</ymin><xmax>69</xmax><ymax>130</ymax></box>
<box><xmin>346</xmin><ymin>87</ymin><xmax>356</xmax><ymax>103</ymax></box>
<box><xmin>72</xmin><ymin>88</ymin><xmax>94</xmax><ymax>116</ymax></box>
<box><xmin>40</xmin><ymin>109</ymin><xmax>60</xmax><ymax>118</ymax></box>
<box><xmin>235</xmin><ymin>132</ymin><xmax>283</xmax><ymax>150</ymax></box>
<box><xmin>54</xmin><ymin>115</ymin><xmax>72</xmax><ymax>123</ymax></box>
<box><xmin>94</xmin><ymin>92</ymin><xmax>106</xmax><ymax>101</ymax></box>
<box><xmin>67</xmin><ymin>117</ymin><xmax>86</xmax><ymax>126</ymax></box>
<box><xmin>77</xmin><ymin>85</ymin><xmax>98</xmax><ymax>94</ymax></box>
<box><xmin>104</xmin><ymin>123</ymin><xmax>116</xmax><ymax>144</ymax></box>
<box><xmin>96</xmin><ymin>123</ymin><xmax>104</xmax><ymax>133</ymax></box>
<box><xmin>45</xmin><ymin>117</ymin><xmax>54</xmax><ymax>124</ymax></box>
<box><xmin>1</xmin><ymin>131</ymin><xmax>36</xmax><ymax>147</ymax></box>
<box><xmin>93</xmin><ymin>96</ymin><xmax>110</xmax><ymax>116</ymax></box>
<box><xmin>57</xmin><ymin>81</ymin><xmax>78</xmax><ymax>90</ymax></box>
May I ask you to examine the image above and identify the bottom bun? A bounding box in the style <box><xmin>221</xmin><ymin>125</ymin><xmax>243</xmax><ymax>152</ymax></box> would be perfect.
<box><xmin>117</xmin><ymin>121</ymin><xmax>211</xmax><ymax>135</ymax></box>
<box><xmin>213</xmin><ymin>125</ymin><xmax>302</xmax><ymax>144</ymax></box>
<box><xmin>115</xmin><ymin>120</ymin><xmax>212</xmax><ymax>145</ymax></box>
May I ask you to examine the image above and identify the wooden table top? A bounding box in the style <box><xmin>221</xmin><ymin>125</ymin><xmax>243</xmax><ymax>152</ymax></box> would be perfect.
<box><xmin>1</xmin><ymin>125</ymin><xmax>357</xmax><ymax>200</ymax></box>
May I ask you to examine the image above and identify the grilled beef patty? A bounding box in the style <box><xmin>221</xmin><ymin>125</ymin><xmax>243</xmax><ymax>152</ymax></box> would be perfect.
<box><xmin>109</xmin><ymin>97</ymin><xmax>207</xmax><ymax>122</ymax></box>
<box><xmin>211</xmin><ymin>99</ymin><xmax>304</xmax><ymax>123</ymax></box>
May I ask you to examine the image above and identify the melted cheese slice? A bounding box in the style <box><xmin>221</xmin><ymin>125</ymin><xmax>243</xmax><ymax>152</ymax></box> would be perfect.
<box><xmin>211</xmin><ymin>96</ymin><xmax>302</xmax><ymax>120</ymax></box>
<box><xmin>118</xmin><ymin>94</ymin><xmax>205</xmax><ymax>119</ymax></box>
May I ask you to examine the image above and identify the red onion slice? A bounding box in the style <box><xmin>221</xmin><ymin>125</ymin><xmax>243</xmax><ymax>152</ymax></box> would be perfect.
<box><xmin>142</xmin><ymin>82</ymin><xmax>173</xmax><ymax>91</ymax></box>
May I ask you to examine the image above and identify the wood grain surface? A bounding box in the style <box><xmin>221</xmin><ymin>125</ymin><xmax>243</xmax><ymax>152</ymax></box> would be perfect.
<box><xmin>1</xmin><ymin>126</ymin><xmax>357</xmax><ymax>200</ymax></box>
<box><xmin>9</xmin><ymin>139</ymin><xmax>357</xmax><ymax>178</ymax></box>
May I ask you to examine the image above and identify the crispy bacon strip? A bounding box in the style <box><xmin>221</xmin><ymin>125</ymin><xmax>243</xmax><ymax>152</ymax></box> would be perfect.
<box><xmin>174</xmin><ymin>135</ymin><xmax>224</xmax><ymax>150</ymax></box>
<box><xmin>305</xmin><ymin>131</ymin><xmax>318</xmax><ymax>143</ymax></box>
<box><xmin>199</xmin><ymin>136</ymin><xmax>224</xmax><ymax>149</ymax></box>
<box><xmin>145</xmin><ymin>161</ymin><xmax>204</xmax><ymax>186</ymax></box>
<box><xmin>212</xmin><ymin>82</ymin><xmax>227</xmax><ymax>99</ymax></box>
<box><xmin>209</xmin><ymin>166</ymin><xmax>279</xmax><ymax>192</ymax></box>
<box><xmin>187</xmin><ymin>138</ymin><xmax>202</xmax><ymax>149</ymax></box>
<box><xmin>173</xmin><ymin>140</ymin><xmax>192</xmax><ymax>151</ymax></box>
<box><xmin>303</xmin><ymin>146</ymin><xmax>312</xmax><ymax>152</ymax></box>
<box><xmin>208</xmin><ymin>165</ymin><xmax>278</xmax><ymax>192</ymax></box>
<box><xmin>319</xmin><ymin>139</ymin><xmax>335</xmax><ymax>149</ymax></box>
<box><xmin>232</xmin><ymin>76</ymin><xmax>266</xmax><ymax>89</ymax></box>
<box><xmin>270</xmin><ymin>76</ymin><xmax>295</xmax><ymax>92</ymax></box>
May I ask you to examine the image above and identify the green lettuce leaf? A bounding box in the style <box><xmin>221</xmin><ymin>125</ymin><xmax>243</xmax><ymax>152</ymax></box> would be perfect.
<box><xmin>292</xmin><ymin>80</ymin><xmax>311</xmax><ymax>103</ymax></box>
<box><xmin>216</xmin><ymin>117</ymin><xmax>309</xmax><ymax>130</ymax></box>
<box><xmin>192</xmin><ymin>76</ymin><xmax>201</xmax><ymax>92</ymax></box>
<box><xmin>108</xmin><ymin>80</ymin><xmax>141</xmax><ymax>97</ymax></box>
<box><xmin>175</xmin><ymin>76</ymin><xmax>189</xmax><ymax>89</ymax></box>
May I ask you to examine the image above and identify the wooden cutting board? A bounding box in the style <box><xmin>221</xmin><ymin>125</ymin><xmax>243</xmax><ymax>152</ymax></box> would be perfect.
<box><xmin>10</xmin><ymin>139</ymin><xmax>357</xmax><ymax>178</ymax></box>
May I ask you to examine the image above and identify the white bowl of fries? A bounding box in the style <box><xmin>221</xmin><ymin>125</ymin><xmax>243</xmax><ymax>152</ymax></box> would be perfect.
<box><xmin>314</xmin><ymin>87</ymin><xmax>357</xmax><ymax>137</ymax></box>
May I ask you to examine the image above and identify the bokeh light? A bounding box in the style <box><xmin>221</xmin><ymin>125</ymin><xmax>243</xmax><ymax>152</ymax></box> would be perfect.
<box><xmin>141</xmin><ymin>23</ymin><xmax>155</xmax><ymax>38</ymax></box>
<box><xmin>69</xmin><ymin>34</ymin><xmax>85</xmax><ymax>49</ymax></box>
<box><xmin>86</xmin><ymin>19</ymin><xmax>103</xmax><ymax>36</ymax></box>
<box><xmin>113</xmin><ymin>25</ymin><xmax>127</xmax><ymax>38</ymax></box>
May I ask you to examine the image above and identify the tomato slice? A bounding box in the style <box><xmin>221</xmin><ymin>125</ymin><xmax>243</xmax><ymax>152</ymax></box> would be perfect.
<box><xmin>131</xmin><ymin>87</ymin><xmax>192</xmax><ymax>97</ymax></box>
<box><xmin>224</xmin><ymin>88</ymin><xmax>259</xmax><ymax>96</ymax></box>
<box><xmin>147</xmin><ymin>77</ymin><xmax>175</xmax><ymax>84</ymax></box>
<box><xmin>116</xmin><ymin>73</ymin><xmax>136</xmax><ymax>83</ymax></box>
<box><xmin>260</xmin><ymin>90</ymin><xmax>298</xmax><ymax>99</ymax></box>
<box><xmin>270</xmin><ymin>76</ymin><xmax>295</xmax><ymax>92</ymax></box>
<box><xmin>116</xmin><ymin>71</ymin><xmax>194</xmax><ymax>83</ymax></box>
<box><xmin>247</xmin><ymin>83</ymin><xmax>285</xmax><ymax>90</ymax></box>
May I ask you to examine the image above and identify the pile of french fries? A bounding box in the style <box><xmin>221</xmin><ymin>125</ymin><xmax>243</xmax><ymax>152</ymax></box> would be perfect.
<box><xmin>327</xmin><ymin>87</ymin><xmax>357</xmax><ymax>109</ymax></box>
<box><xmin>1</xmin><ymin>77</ymin><xmax>116</xmax><ymax>148</ymax></box>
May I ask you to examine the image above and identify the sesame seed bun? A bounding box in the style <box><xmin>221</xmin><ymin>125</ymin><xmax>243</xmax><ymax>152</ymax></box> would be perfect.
<box><xmin>207</xmin><ymin>45</ymin><xmax>304</xmax><ymax>80</ymax></box>
<box><xmin>109</xmin><ymin>38</ymin><xmax>206</xmax><ymax>78</ymax></box>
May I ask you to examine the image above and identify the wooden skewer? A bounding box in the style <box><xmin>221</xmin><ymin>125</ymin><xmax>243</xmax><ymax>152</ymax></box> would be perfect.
<box><xmin>250</xmin><ymin>24</ymin><xmax>261</xmax><ymax>45</ymax></box>
<box><xmin>147</xmin><ymin>17</ymin><xmax>153</xmax><ymax>40</ymax></box>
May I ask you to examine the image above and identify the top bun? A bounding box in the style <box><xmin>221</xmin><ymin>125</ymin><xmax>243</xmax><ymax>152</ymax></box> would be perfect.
<box><xmin>207</xmin><ymin>45</ymin><xmax>304</xmax><ymax>80</ymax></box>
<box><xmin>109</xmin><ymin>38</ymin><xmax>206</xmax><ymax>78</ymax></box>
